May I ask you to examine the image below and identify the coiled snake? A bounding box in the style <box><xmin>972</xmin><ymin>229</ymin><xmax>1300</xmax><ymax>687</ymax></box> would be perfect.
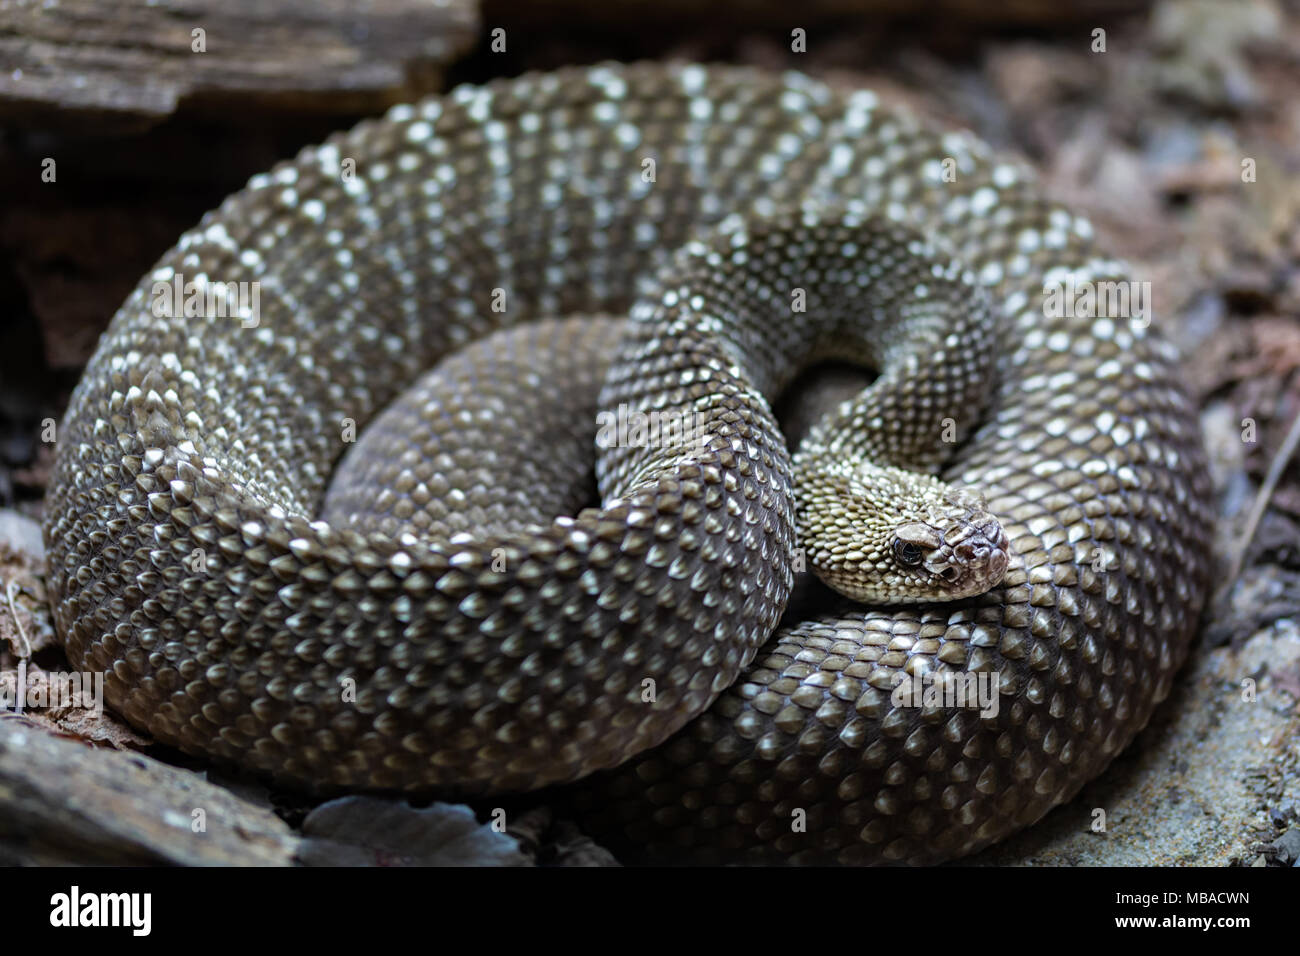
<box><xmin>44</xmin><ymin>63</ymin><xmax>1213</xmax><ymax>864</ymax></box>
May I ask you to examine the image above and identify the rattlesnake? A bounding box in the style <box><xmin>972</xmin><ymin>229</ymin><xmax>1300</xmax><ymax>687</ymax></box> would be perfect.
<box><xmin>44</xmin><ymin>63</ymin><xmax>1213</xmax><ymax>864</ymax></box>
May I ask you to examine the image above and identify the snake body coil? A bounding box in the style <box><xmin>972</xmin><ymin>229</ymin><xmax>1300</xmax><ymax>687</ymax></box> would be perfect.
<box><xmin>45</xmin><ymin>63</ymin><xmax>1213</xmax><ymax>864</ymax></box>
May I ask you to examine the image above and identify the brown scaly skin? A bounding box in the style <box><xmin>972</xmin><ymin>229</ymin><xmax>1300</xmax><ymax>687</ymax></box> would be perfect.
<box><xmin>44</xmin><ymin>63</ymin><xmax>1214</xmax><ymax>864</ymax></box>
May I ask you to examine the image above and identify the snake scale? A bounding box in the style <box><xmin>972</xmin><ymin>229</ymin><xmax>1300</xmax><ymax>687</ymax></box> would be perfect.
<box><xmin>44</xmin><ymin>63</ymin><xmax>1214</xmax><ymax>864</ymax></box>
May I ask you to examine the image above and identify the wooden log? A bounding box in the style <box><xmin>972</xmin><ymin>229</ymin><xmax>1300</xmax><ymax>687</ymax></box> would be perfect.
<box><xmin>0</xmin><ymin>0</ymin><xmax>480</xmax><ymax>133</ymax></box>
<box><xmin>0</xmin><ymin>719</ymin><xmax>298</xmax><ymax>865</ymax></box>
<box><xmin>480</xmin><ymin>0</ymin><xmax>1151</xmax><ymax>33</ymax></box>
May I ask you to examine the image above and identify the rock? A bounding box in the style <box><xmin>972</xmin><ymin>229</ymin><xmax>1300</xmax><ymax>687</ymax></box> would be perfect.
<box><xmin>299</xmin><ymin>796</ymin><xmax>532</xmax><ymax>866</ymax></box>
<box><xmin>0</xmin><ymin>509</ymin><xmax>42</xmax><ymax>559</ymax></box>
<box><xmin>1270</xmin><ymin>827</ymin><xmax>1300</xmax><ymax>865</ymax></box>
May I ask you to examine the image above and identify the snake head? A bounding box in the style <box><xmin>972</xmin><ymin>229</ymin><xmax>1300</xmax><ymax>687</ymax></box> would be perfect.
<box><xmin>886</xmin><ymin>489</ymin><xmax>1009</xmax><ymax>601</ymax></box>
<box><xmin>796</xmin><ymin>465</ymin><xmax>1011</xmax><ymax>605</ymax></box>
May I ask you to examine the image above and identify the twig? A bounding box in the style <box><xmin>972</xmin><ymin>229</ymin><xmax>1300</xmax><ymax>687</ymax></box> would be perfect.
<box><xmin>1219</xmin><ymin>402</ymin><xmax>1300</xmax><ymax>602</ymax></box>
<box><xmin>2</xmin><ymin>576</ymin><xmax>32</xmax><ymax>659</ymax></box>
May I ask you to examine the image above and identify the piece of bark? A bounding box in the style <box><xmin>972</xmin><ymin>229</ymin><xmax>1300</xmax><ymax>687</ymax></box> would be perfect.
<box><xmin>0</xmin><ymin>718</ymin><xmax>299</xmax><ymax>864</ymax></box>
<box><xmin>0</xmin><ymin>0</ymin><xmax>480</xmax><ymax>133</ymax></box>
<box><xmin>481</xmin><ymin>0</ymin><xmax>1151</xmax><ymax>33</ymax></box>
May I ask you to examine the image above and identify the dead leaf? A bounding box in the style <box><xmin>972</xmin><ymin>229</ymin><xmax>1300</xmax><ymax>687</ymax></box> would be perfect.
<box><xmin>0</xmin><ymin>511</ymin><xmax>55</xmax><ymax>658</ymax></box>
<box><xmin>0</xmin><ymin>660</ymin><xmax>149</xmax><ymax>750</ymax></box>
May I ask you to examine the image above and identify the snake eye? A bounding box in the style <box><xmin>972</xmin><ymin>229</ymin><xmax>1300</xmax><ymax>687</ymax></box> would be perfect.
<box><xmin>893</xmin><ymin>538</ymin><xmax>924</xmax><ymax>567</ymax></box>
